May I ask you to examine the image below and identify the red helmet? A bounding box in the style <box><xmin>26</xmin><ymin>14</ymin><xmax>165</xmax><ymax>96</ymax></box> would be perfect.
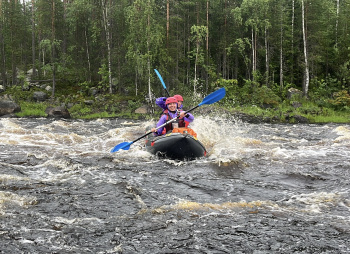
<box><xmin>173</xmin><ymin>94</ymin><xmax>183</xmax><ymax>102</ymax></box>
<box><xmin>165</xmin><ymin>97</ymin><xmax>178</xmax><ymax>105</ymax></box>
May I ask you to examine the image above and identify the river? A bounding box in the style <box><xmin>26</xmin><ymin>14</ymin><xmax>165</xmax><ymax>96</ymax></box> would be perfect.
<box><xmin>0</xmin><ymin>116</ymin><xmax>349</xmax><ymax>253</ymax></box>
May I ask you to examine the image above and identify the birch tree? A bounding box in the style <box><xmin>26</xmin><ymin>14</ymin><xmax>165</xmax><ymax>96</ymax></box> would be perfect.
<box><xmin>0</xmin><ymin>0</ymin><xmax>7</xmax><ymax>85</ymax></box>
<box><xmin>101</xmin><ymin>0</ymin><xmax>112</xmax><ymax>94</ymax></box>
<box><xmin>31</xmin><ymin>0</ymin><xmax>36</xmax><ymax>77</ymax></box>
<box><xmin>301</xmin><ymin>0</ymin><xmax>309</xmax><ymax>97</ymax></box>
<box><xmin>189</xmin><ymin>25</ymin><xmax>207</xmax><ymax>95</ymax></box>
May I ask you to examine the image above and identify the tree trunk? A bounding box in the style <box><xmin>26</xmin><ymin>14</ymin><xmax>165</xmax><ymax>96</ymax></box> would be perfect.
<box><xmin>194</xmin><ymin>40</ymin><xmax>199</xmax><ymax>94</ymax></box>
<box><xmin>301</xmin><ymin>0</ymin><xmax>309</xmax><ymax>98</ymax></box>
<box><xmin>166</xmin><ymin>0</ymin><xmax>169</xmax><ymax>48</ymax></box>
<box><xmin>31</xmin><ymin>0</ymin><xmax>36</xmax><ymax>77</ymax></box>
<box><xmin>205</xmin><ymin>0</ymin><xmax>209</xmax><ymax>92</ymax></box>
<box><xmin>135</xmin><ymin>67</ymin><xmax>138</xmax><ymax>96</ymax></box>
<box><xmin>291</xmin><ymin>0</ymin><xmax>295</xmax><ymax>84</ymax></box>
<box><xmin>51</xmin><ymin>0</ymin><xmax>56</xmax><ymax>98</ymax></box>
<box><xmin>147</xmin><ymin>9</ymin><xmax>152</xmax><ymax>104</ymax></box>
<box><xmin>0</xmin><ymin>24</ymin><xmax>7</xmax><ymax>86</ymax></box>
<box><xmin>63</xmin><ymin>0</ymin><xmax>67</xmax><ymax>54</ymax></box>
<box><xmin>85</xmin><ymin>28</ymin><xmax>91</xmax><ymax>82</ymax></box>
<box><xmin>102</xmin><ymin>0</ymin><xmax>112</xmax><ymax>94</ymax></box>
<box><xmin>223</xmin><ymin>0</ymin><xmax>227</xmax><ymax>79</ymax></box>
<box><xmin>335</xmin><ymin>0</ymin><xmax>339</xmax><ymax>45</ymax></box>
<box><xmin>22</xmin><ymin>0</ymin><xmax>27</xmax><ymax>78</ymax></box>
<box><xmin>280</xmin><ymin>4</ymin><xmax>284</xmax><ymax>91</ymax></box>
<box><xmin>11</xmin><ymin>2</ymin><xmax>16</xmax><ymax>85</ymax></box>
<box><xmin>265</xmin><ymin>26</ymin><xmax>269</xmax><ymax>86</ymax></box>
<box><xmin>252</xmin><ymin>28</ymin><xmax>256</xmax><ymax>80</ymax></box>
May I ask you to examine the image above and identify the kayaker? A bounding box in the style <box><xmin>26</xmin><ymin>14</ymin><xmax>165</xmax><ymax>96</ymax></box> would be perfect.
<box><xmin>173</xmin><ymin>94</ymin><xmax>184</xmax><ymax>109</ymax></box>
<box><xmin>151</xmin><ymin>97</ymin><xmax>194</xmax><ymax>136</ymax></box>
<box><xmin>156</xmin><ymin>94</ymin><xmax>184</xmax><ymax>110</ymax></box>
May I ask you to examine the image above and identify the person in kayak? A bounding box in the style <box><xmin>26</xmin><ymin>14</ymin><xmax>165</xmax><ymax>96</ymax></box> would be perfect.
<box><xmin>151</xmin><ymin>96</ymin><xmax>194</xmax><ymax>136</ymax></box>
<box><xmin>173</xmin><ymin>94</ymin><xmax>184</xmax><ymax>109</ymax></box>
<box><xmin>156</xmin><ymin>94</ymin><xmax>184</xmax><ymax>110</ymax></box>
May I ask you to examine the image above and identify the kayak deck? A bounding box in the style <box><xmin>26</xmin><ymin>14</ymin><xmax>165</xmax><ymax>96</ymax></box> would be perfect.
<box><xmin>145</xmin><ymin>131</ymin><xmax>206</xmax><ymax>160</ymax></box>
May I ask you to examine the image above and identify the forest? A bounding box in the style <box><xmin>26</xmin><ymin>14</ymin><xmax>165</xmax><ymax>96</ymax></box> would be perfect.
<box><xmin>1</xmin><ymin>0</ymin><xmax>350</xmax><ymax>121</ymax></box>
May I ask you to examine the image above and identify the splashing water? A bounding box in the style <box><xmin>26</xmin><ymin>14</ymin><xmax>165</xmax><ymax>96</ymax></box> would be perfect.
<box><xmin>1</xmin><ymin>118</ymin><xmax>350</xmax><ymax>253</ymax></box>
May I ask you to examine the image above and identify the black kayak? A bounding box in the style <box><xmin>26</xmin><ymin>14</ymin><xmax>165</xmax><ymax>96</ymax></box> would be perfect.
<box><xmin>145</xmin><ymin>128</ymin><xmax>206</xmax><ymax>160</ymax></box>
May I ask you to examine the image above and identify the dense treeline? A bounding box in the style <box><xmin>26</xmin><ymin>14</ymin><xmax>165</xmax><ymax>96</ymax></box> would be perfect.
<box><xmin>1</xmin><ymin>0</ymin><xmax>350</xmax><ymax>105</ymax></box>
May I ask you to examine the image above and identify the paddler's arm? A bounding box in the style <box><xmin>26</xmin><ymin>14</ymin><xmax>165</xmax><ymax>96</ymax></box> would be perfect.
<box><xmin>151</xmin><ymin>115</ymin><xmax>167</xmax><ymax>135</ymax></box>
<box><xmin>179</xmin><ymin>111</ymin><xmax>194</xmax><ymax>123</ymax></box>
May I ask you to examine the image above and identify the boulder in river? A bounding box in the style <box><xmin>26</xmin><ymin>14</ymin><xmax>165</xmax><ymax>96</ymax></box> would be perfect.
<box><xmin>0</xmin><ymin>98</ymin><xmax>21</xmax><ymax>116</ymax></box>
<box><xmin>45</xmin><ymin>106</ymin><xmax>71</xmax><ymax>118</ymax></box>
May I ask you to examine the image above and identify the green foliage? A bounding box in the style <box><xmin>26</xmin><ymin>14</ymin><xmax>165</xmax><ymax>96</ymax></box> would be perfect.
<box><xmin>127</xmin><ymin>100</ymin><xmax>141</xmax><ymax>112</ymax></box>
<box><xmin>329</xmin><ymin>90</ymin><xmax>350</xmax><ymax>110</ymax></box>
<box><xmin>98</xmin><ymin>64</ymin><xmax>110</xmax><ymax>92</ymax></box>
<box><xmin>68</xmin><ymin>103</ymin><xmax>92</xmax><ymax>118</ymax></box>
<box><xmin>295</xmin><ymin>100</ymin><xmax>323</xmax><ymax>115</ymax></box>
<box><xmin>271</xmin><ymin>82</ymin><xmax>292</xmax><ymax>99</ymax></box>
<box><xmin>213</xmin><ymin>78</ymin><xmax>281</xmax><ymax>108</ymax></box>
<box><xmin>309</xmin><ymin>76</ymin><xmax>341</xmax><ymax>99</ymax></box>
<box><xmin>212</xmin><ymin>78</ymin><xmax>239</xmax><ymax>107</ymax></box>
<box><xmin>78</xmin><ymin>81</ymin><xmax>94</xmax><ymax>95</ymax></box>
<box><xmin>253</xmin><ymin>86</ymin><xmax>281</xmax><ymax>107</ymax></box>
<box><xmin>16</xmin><ymin>102</ymin><xmax>47</xmax><ymax>117</ymax></box>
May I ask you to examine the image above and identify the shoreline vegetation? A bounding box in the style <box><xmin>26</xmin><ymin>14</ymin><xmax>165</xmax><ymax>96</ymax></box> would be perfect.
<box><xmin>1</xmin><ymin>83</ymin><xmax>350</xmax><ymax>124</ymax></box>
<box><xmin>1</xmin><ymin>2</ymin><xmax>350</xmax><ymax>125</ymax></box>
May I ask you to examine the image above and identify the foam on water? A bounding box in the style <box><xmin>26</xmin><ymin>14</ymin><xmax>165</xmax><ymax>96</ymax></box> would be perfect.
<box><xmin>281</xmin><ymin>191</ymin><xmax>349</xmax><ymax>214</ymax></box>
<box><xmin>0</xmin><ymin>191</ymin><xmax>37</xmax><ymax>215</ymax></box>
<box><xmin>333</xmin><ymin>125</ymin><xmax>350</xmax><ymax>144</ymax></box>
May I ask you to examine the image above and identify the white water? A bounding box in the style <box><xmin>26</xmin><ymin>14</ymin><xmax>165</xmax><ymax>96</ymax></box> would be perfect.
<box><xmin>0</xmin><ymin>117</ymin><xmax>350</xmax><ymax>253</ymax></box>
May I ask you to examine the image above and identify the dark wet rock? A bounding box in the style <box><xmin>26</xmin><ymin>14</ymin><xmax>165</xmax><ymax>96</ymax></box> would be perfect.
<box><xmin>285</xmin><ymin>114</ymin><xmax>309</xmax><ymax>123</ymax></box>
<box><xmin>0</xmin><ymin>99</ymin><xmax>21</xmax><ymax>116</ymax></box>
<box><xmin>33</xmin><ymin>91</ymin><xmax>48</xmax><ymax>102</ymax></box>
<box><xmin>293</xmin><ymin>114</ymin><xmax>309</xmax><ymax>123</ymax></box>
<box><xmin>45</xmin><ymin>106</ymin><xmax>71</xmax><ymax>118</ymax></box>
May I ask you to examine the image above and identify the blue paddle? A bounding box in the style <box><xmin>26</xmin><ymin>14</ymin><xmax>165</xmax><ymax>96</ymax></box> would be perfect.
<box><xmin>111</xmin><ymin>87</ymin><xmax>226</xmax><ymax>153</ymax></box>
<box><xmin>154</xmin><ymin>69</ymin><xmax>170</xmax><ymax>97</ymax></box>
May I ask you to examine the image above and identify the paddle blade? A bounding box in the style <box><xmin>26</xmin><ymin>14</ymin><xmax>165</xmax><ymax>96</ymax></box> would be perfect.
<box><xmin>154</xmin><ymin>69</ymin><xmax>167</xmax><ymax>90</ymax></box>
<box><xmin>199</xmin><ymin>87</ymin><xmax>226</xmax><ymax>106</ymax></box>
<box><xmin>111</xmin><ymin>141</ymin><xmax>133</xmax><ymax>153</ymax></box>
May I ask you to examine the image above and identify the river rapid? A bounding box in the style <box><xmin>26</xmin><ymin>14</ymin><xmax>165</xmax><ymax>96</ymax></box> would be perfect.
<box><xmin>0</xmin><ymin>116</ymin><xmax>349</xmax><ymax>253</ymax></box>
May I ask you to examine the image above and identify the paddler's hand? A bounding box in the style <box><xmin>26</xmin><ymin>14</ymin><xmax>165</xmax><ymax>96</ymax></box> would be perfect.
<box><xmin>179</xmin><ymin>111</ymin><xmax>187</xmax><ymax>118</ymax></box>
<box><xmin>151</xmin><ymin>128</ymin><xmax>157</xmax><ymax>133</ymax></box>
